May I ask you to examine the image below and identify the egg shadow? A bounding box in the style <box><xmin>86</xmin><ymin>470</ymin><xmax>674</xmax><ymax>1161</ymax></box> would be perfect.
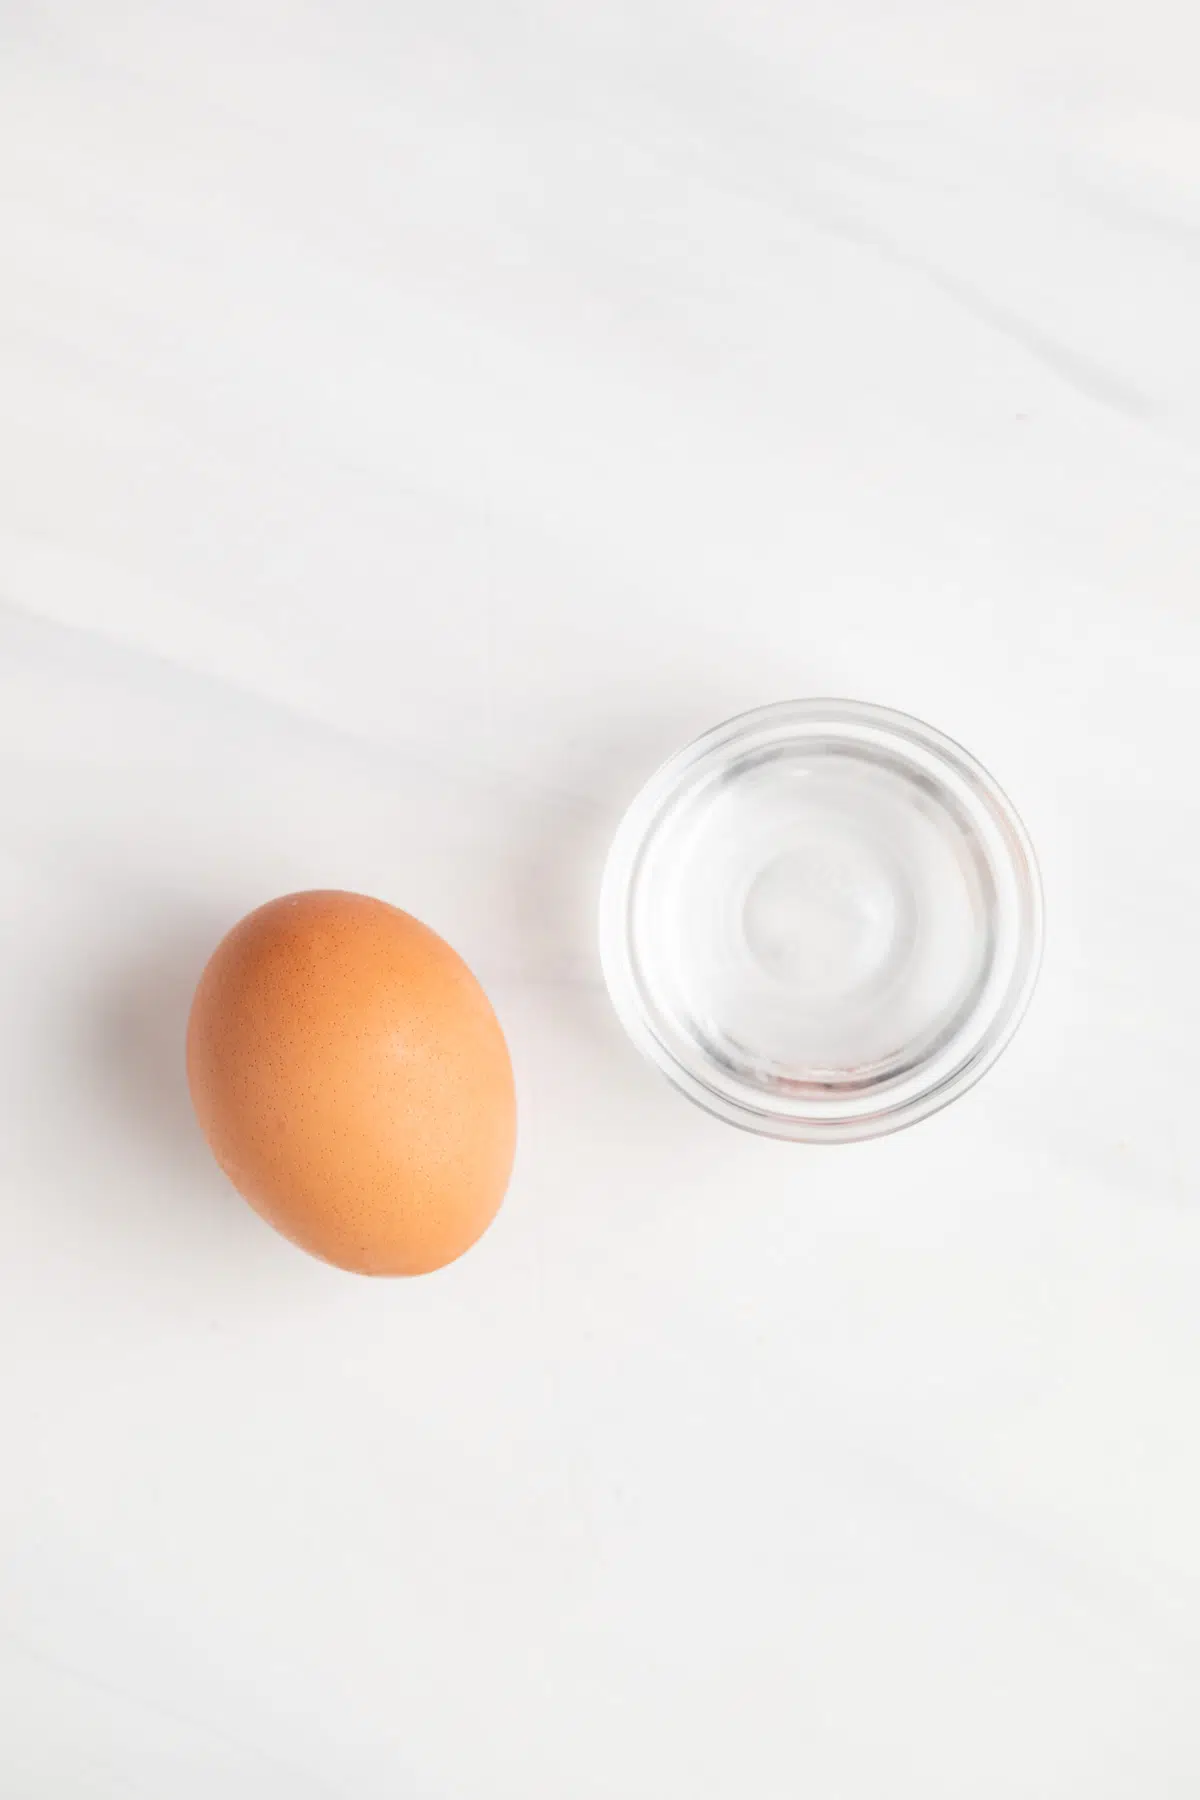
<box><xmin>99</xmin><ymin>930</ymin><xmax>208</xmax><ymax>1151</ymax></box>
<box><xmin>84</xmin><ymin>914</ymin><xmax>257</xmax><ymax>1249</ymax></box>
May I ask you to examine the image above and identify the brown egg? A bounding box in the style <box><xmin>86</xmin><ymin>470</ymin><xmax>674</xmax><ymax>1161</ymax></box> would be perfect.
<box><xmin>186</xmin><ymin>891</ymin><xmax>516</xmax><ymax>1275</ymax></box>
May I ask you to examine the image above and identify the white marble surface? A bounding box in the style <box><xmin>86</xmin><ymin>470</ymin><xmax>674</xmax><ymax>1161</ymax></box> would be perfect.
<box><xmin>2</xmin><ymin>4</ymin><xmax>1199</xmax><ymax>1794</ymax></box>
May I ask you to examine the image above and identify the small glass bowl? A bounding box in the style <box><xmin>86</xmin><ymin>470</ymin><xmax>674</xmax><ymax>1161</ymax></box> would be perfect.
<box><xmin>599</xmin><ymin>699</ymin><xmax>1043</xmax><ymax>1142</ymax></box>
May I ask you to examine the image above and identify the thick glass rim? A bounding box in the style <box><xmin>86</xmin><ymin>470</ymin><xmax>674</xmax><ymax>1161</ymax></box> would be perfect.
<box><xmin>599</xmin><ymin>698</ymin><xmax>1044</xmax><ymax>1143</ymax></box>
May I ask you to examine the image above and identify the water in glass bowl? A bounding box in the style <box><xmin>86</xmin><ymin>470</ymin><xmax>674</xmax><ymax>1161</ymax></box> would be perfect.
<box><xmin>600</xmin><ymin>700</ymin><xmax>1042</xmax><ymax>1141</ymax></box>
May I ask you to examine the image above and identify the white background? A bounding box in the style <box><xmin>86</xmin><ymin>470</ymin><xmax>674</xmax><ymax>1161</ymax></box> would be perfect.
<box><xmin>2</xmin><ymin>3</ymin><xmax>1199</xmax><ymax>1794</ymax></box>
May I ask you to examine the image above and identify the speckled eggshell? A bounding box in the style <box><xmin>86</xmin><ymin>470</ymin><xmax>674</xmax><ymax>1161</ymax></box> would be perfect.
<box><xmin>186</xmin><ymin>890</ymin><xmax>516</xmax><ymax>1275</ymax></box>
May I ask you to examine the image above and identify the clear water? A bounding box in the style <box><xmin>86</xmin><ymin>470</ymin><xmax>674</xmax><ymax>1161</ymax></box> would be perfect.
<box><xmin>603</xmin><ymin>701</ymin><xmax>1042</xmax><ymax>1140</ymax></box>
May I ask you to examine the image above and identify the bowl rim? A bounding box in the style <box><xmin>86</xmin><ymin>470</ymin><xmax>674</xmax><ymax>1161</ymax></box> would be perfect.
<box><xmin>598</xmin><ymin>697</ymin><xmax>1044</xmax><ymax>1143</ymax></box>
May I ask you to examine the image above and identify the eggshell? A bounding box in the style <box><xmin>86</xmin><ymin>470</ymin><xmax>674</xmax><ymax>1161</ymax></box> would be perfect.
<box><xmin>186</xmin><ymin>890</ymin><xmax>516</xmax><ymax>1275</ymax></box>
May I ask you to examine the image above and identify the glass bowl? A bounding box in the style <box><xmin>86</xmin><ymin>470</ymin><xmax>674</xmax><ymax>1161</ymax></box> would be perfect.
<box><xmin>599</xmin><ymin>699</ymin><xmax>1043</xmax><ymax>1142</ymax></box>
